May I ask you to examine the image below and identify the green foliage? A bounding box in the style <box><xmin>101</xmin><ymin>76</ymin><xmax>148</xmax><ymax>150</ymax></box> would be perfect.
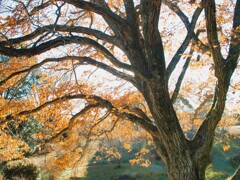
<box><xmin>0</xmin><ymin>55</ymin><xmax>9</xmax><ymax>63</ymax></box>
<box><xmin>3</xmin><ymin>162</ymin><xmax>39</xmax><ymax>180</ymax></box>
<box><xmin>3</xmin><ymin>71</ymin><xmax>40</xmax><ymax>100</ymax></box>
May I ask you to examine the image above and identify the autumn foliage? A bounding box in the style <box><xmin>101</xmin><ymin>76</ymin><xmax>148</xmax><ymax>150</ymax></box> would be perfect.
<box><xmin>0</xmin><ymin>0</ymin><xmax>239</xmax><ymax>179</ymax></box>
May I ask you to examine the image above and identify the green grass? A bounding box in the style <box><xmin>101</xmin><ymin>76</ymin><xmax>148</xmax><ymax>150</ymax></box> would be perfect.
<box><xmin>72</xmin><ymin>162</ymin><xmax>167</xmax><ymax>180</ymax></box>
<box><xmin>1</xmin><ymin>135</ymin><xmax>239</xmax><ymax>180</ymax></box>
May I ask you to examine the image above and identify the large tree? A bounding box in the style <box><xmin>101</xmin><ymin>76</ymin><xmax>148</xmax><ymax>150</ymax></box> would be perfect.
<box><xmin>0</xmin><ymin>0</ymin><xmax>239</xmax><ymax>179</ymax></box>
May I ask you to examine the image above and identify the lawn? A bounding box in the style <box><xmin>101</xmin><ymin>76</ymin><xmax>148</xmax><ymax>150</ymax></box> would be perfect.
<box><xmin>71</xmin><ymin>161</ymin><xmax>168</xmax><ymax>180</ymax></box>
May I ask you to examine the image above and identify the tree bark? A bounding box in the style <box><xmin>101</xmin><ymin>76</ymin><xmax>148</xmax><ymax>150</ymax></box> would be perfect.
<box><xmin>154</xmin><ymin>140</ymin><xmax>209</xmax><ymax>180</ymax></box>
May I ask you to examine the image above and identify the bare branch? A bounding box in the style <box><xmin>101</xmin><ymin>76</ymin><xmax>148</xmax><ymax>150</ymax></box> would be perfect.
<box><xmin>123</xmin><ymin>0</ymin><xmax>138</xmax><ymax>26</ymax></box>
<box><xmin>164</xmin><ymin>1</ymin><xmax>208</xmax><ymax>52</ymax></box>
<box><xmin>171</xmin><ymin>53</ymin><xmax>192</xmax><ymax>103</ymax></box>
<box><xmin>0</xmin><ymin>55</ymin><xmax>137</xmax><ymax>87</ymax></box>
<box><xmin>0</xmin><ymin>34</ymin><xmax>147</xmax><ymax>80</ymax></box>
<box><xmin>167</xmin><ymin>7</ymin><xmax>203</xmax><ymax>79</ymax></box>
<box><xmin>60</xmin><ymin>0</ymin><xmax>128</xmax><ymax>33</ymax></box>
<box><xmin>1</xmin><ymin>25</ymin><xmax>117</xmax><ymax>47</ymax></box>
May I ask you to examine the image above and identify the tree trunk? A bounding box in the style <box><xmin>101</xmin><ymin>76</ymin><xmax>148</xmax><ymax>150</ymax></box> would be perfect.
<box><xmin>167</xmin><ymin>159</ymin><xmax>206</xmax><ymax>180</ymax></box>
<box><xmin>153</xmin><ymin>137</ymin><xmax>210</xmax><ymax>180</ymax></box>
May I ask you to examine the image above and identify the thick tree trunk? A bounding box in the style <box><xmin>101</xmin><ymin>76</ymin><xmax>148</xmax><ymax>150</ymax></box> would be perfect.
<box><xmin>167</xmin><ymin>158</ymin><xmax>206</xmax><ymax>180</ymax></box>
<box><xmin>153</xmin><ymin>137</ymin><xmax>210</xmax><ymax>180</ymax></box>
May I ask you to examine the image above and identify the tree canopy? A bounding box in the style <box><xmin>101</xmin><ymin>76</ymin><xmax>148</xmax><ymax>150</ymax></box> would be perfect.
<box><xmin>0</xmin><ymin>0</ymin><xmax>239</xmax><ymax>179</ymax></box>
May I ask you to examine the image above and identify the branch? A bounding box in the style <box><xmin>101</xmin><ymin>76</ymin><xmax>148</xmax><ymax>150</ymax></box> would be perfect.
<box><xmin>45</xmin><ymin>103</ymin><xmax>100</xmax><ymax>143</ymax></box>
<box><xmin>1</xmin><ymin>25</ymin><xmax>117</xmax><ymax>47</ymax></box>
<box><xmin>130</xmin><ymin>107</ymin><xmax>153</xmax><ymax>125</ymax></box>
<box><xmin>1</xmin><ymin>93</ymin><xmax>158</xmax><ymax>137</ymax></box>
<box><xmin>0</xmin><ymin>1</ymin><xmax>52</xmax><ymax>27</ymax></box>
<box><xmin>167</xmin><ymin>7</ymin><xmax>203</xmax><ymax>79</ymax></box>
<box><xmin>164</xmin><ymin>1</ymin><xmax>209</xmax><ymax>53</ymax></box>
<box><xmin>226</xmin><ymin>0</ymin><xmax>240</xmax><ymax>71</ymax></box>
<box><xmin>0</xmin><ymin>35</ymin><xmax>147</xmax><ymax>80</ymax></box>
<box><xmin>203</xmin><ymin>0</ymin><xmax>224</xmax><ymax>75</ymax></box>
<box><xmin>192</xmin><ymin>1</ymin><xmax>239</xmax><ymax>150</ymax></box>
<box><xmin>171</xmin><ymin>52</ymin><xmax>192</xmax><ymax>103</ymax></box>
<box><xmin>171</xmin><ymin>29</ymin><xmax>204</xmax><ymax>102</ymax></box>
<box><xmin>1</xmin><ymin>94</ymin><xmax>111</xmax><ymax>124</ymax></box>
<box><xmin>79</xmin><ymin>56</ymin><xmax>136</xmax><ymax>84</ymax></box>
<box><xmin>0</xmin><ymin>55</ymin><xmax>137</xmax><ymax>87</ymax></box>
<box><xmin>0</xmin><ymin>57</ymin><xmax>71</xmax><ymax>86</ymax></box>
<box><xmin>123</xmin><ymin>0</ymin><xmax>138</xmax><ymax>26</ymax></box>
<box><xmin>92</xmin><ymin>117</ymin><xmax>120</xmax><ymax>137</ymax></box>
<box><xmin>60</xmin><ymin>0</ymin><xmax>128</xmax><ymax>34</ymax></box>
<box><xmin>192</xmin><ymin>94</ymin><xmax>214</xmax><ymax>121</ymax></box>
<box><xmin>140</xmin><ymin>0</ymin><xmax>165</xmax><ymax>74</ymax></box>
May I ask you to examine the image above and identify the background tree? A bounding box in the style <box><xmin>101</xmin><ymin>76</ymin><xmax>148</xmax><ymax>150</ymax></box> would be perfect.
<box><xmin>0</xmin><ymin>0</ymin><xmax>239</xmax><ymax>179</ymax></box>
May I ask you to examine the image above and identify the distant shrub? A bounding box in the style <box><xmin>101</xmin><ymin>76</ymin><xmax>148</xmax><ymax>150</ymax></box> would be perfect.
<box><xmin>3</xmin><ymin>161</ymin><xmax>39</xmax><ymax>180</ymax></box>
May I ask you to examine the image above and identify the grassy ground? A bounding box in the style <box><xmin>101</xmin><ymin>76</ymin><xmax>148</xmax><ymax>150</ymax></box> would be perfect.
<box><xmin>71</xmin><ymin>161</ymin><xmax>168</xmax><ymax>180</ymax></box>
<box><xmin>2</xmin><ymin>134</ymin><xmax>239</xmax><ymax>180</ymax></box>
<box><xmin>70</xmin><ymin>135</ymin><xmax>240</xmax><ymax>180</ymax></box>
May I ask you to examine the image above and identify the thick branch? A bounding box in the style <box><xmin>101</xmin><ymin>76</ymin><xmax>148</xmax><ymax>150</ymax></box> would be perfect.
<box><xmin>140</xmin><ymin>0</ymin><xmax>166</xmax><ymax>80</ymax></box>
<box><xmin>192</xmin><ymin>1</ymin><xmax>239</xmax><ymax>149</ymax></box>
<box><xmin>203</xmin><ymin>0</ymin><xmax>224</xmax><ymax>75</ymax></box>
<box><xmin>226</xmin><ymin>0</ymin><xmax>240</xmax><ymax>70</ymax></box>
<box><xmin>123</xmin><ymin>0</ymin><xmax>138</xmax><ymax>27</ymax></box>
<box><xmin>1</xmin><ymin>25</ymin><xmax>117</xmax><ymax>47</ymax></box>
<box><xmin>0</xmin><ymin>35</ymin><xmax>146</xmax><ymax>80</ymax></box>
<box><xmin>60</xmin><ymin>0</ymin><xmax>128</xmax><ymax>33</ymax></box>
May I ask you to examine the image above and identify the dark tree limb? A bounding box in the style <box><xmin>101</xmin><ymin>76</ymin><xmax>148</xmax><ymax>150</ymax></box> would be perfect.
<box><xmin>171</xmin><ymin>53</ymin><xmax>192</xmax><ymax>103</ymax></box>
<box><xmin>164</xmin><ymin>1</ymin><xmax>209</xmax><ymax>53</ymax></box>
<box><xmin>0</xmin><ymin>25</ymin><xmax>116</xmax><ymax>46</ymax></box>
<box><xmin>226</xmin><ymin>0</ymin><xmax>240</xmax><ymax>70</ymax></box>
<box><xmin>140</xmin><ymin>0</ymin><xmax>166</xmax><ymax>77</ymax></box>
<box><xmin>167</xmin><ymin>7</ymin><xmax>203</xmax><ymax>80</ymax></box>
<box><xmin>203</xmin><ymin>0</ymin><xmax>224</xmax><ymax>75</ymax></box>
<box><xmin>60</xmin><ymin>0</ymin><xmax>128</xmax><ymax>30</ymax></box>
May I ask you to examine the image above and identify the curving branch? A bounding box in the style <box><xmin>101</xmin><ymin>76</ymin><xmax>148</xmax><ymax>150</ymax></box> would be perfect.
<box><xmin>1</xmin><ymin>25</ymin><xmax>117</xmax><ymax>47</ymax></box>
<box><xmin>0</xmin><ymin>34</ymin><xmax>147</xmax><ymax>81</ymax></box>
<box><xmin>0</xmin><ymin>56</ymin><xmax>137</xmax><ymax>87</ymax></box>
<box><xmin>1</xmin><ymin>92</ymin><xmax>158</xmax><ymax>138</ymax></box>
<box><xmin>60</xmin><ymin>0</ymin><xmax>128</xmax><ymax>33</ymax></box>
<box><xmin>45</xmin><ymin>103</ymin><xmax>100</xmax><ymax>143</ymax></box>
